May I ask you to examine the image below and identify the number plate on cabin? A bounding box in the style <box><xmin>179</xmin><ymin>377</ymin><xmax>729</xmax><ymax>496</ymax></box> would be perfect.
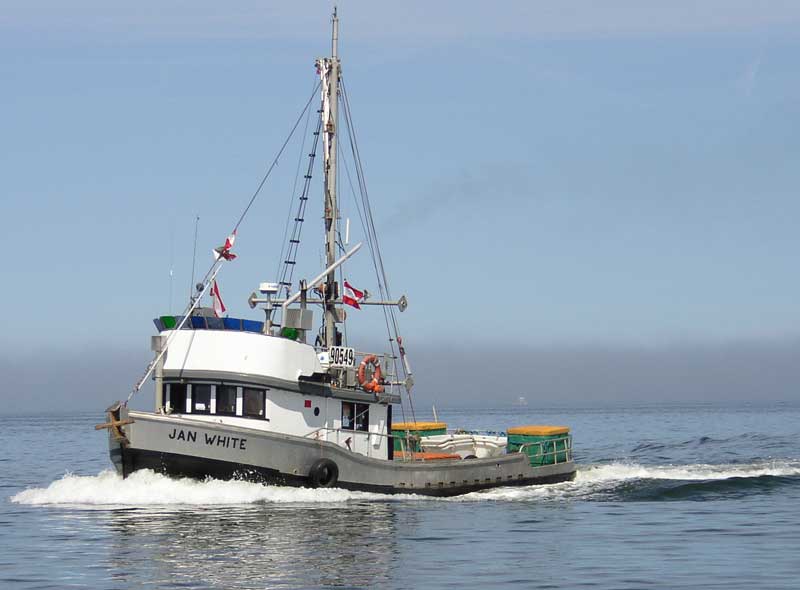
<box><xmin>328</xmin><ymin>346</ymin><xmax>356</xmax><ymax>367</ymax></box>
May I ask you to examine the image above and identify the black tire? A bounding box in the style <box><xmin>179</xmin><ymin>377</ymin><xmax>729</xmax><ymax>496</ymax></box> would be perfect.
<box><xmin>464</xmin><ymin>454</ymin><xmax>478</xmax><ymax>460</ymax></box>
<box><xmin>308</xmin><ymin>458</ymin><xmax>339</xmax><ymax>488</ymax></box>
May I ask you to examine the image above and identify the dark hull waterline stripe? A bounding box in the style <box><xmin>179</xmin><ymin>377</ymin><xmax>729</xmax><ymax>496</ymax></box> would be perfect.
<box><xmin>112</xmin><ymin>448</ymin><xmax>576</xmax><ymax>498</ymax></box>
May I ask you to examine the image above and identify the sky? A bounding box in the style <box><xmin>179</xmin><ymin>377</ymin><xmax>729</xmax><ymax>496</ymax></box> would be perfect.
<box><xmin>1</xmin><ymin>1</ymin><xmax>799</xmax><ymax>412</ymax></box>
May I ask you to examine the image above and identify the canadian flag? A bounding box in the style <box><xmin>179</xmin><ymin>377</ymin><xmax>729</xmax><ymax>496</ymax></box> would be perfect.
<box><xmin>213</xmin><ymin>230</ymin><xmax>237</xmax><ymax>261</ymax></box>
<box><xmin>211</xmin><ymin>280</ymin><xmax>226</xmax><ymax>317</ymax></box>
<box><xmin>342</xmin><ymin>281</ymin><xmax>364</xmax><ymax>309</ymax></box>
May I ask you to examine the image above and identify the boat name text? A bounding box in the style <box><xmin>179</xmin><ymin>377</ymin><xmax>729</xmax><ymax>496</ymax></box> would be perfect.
<box><xmin>168</xmin><ymin>428</ymin><xmax>247</xmax><ymax>450</ymax></box>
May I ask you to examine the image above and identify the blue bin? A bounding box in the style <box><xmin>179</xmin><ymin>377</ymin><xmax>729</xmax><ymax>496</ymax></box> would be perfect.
<box><xmin>190</xmin><ymin>316</ymin><xmax>207</xmax><ymax>329</ymax></box>
<box><xmin>223</xmin><ymin>317</ymin><xmax>242</xmax><ymax>331</ymax></box>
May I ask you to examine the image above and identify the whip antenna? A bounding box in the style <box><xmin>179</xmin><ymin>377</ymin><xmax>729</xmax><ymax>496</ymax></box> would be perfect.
<box><xmin>189</xmin><ymin>215</ymin><xmax>199</xmax><ymax>302</ymax></box>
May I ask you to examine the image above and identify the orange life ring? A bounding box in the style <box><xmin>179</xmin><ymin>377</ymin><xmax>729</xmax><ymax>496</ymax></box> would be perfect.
<box><xmin>357</xmin><ymin>354</ymin><xmax>384</xmax><ymax>394</ymax></box>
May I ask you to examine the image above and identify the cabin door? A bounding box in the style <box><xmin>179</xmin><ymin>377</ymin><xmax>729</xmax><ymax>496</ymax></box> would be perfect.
<box><xmin>341</xmin><ymin>401</ymin><xmax>373</xmax><ymax>457</ymax></box>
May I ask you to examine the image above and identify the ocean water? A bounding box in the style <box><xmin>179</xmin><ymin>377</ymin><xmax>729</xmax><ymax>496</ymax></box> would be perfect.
<box><xmin>3</xmin><ymin>403</ymin><xmax>799</xmax><ymax>589</ymax></box>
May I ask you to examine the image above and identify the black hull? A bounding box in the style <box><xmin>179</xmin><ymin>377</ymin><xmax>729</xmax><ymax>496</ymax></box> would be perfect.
<box><xmin>111</xmin><ymin>447</ymin><xmax>576</xmax><ymax>497</ymax></box>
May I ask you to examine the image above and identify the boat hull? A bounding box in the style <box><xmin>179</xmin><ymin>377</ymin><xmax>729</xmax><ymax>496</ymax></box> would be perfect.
<box><xmin>109</xmin><ymin>410</ymin><xmax>576</xmax><ymax>497</ymax></box>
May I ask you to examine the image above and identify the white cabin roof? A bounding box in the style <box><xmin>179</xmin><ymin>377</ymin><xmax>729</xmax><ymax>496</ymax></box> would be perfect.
<box><xmin>161</xmin><ymin>329</ymin><xmax>323</xmax><ymax>383</ymax></box>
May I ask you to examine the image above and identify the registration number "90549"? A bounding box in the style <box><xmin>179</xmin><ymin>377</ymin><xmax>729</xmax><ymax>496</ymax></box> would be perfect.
<box><xmin>328</xmin><ymin>346</ymin><xmax>356</xmax><ymax>368</ymax></box>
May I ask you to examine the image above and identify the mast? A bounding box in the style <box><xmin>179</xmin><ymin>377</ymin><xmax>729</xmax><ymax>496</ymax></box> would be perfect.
<box><xmin>322</xmin><ymin>8</ymin><xmax>340</xmax><ymax>348</ymax></box>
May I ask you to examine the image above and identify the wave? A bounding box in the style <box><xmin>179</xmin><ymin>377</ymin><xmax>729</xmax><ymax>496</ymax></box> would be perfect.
<box><xmin>10</xmin><ymin>460</ymin><xmax>800</xmax><ymax>507</ymax></box>
<box><xmin>629</xmin><ymin>432</ymin><xmax>794</xmax><ymax>454</ymax></box>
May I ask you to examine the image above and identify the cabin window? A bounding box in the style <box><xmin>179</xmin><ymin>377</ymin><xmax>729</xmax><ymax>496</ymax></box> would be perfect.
<box><xmin>169</xmin><ymin>383</ymin><xmax>188</xmax><ymax>413</ymax></box>
<box><xmin>192</xmin><ymin>384</ymin><xmax>212</xmax><ymax>414</ymax></box>
<box><xmin>243</xmin><ymin>388</ymin><xmax>266</xmax><ymax>419</ymax></box>
<box><xmin>216</xmin><ymin>385</ymin><xmax>237</xmax><ymax>416</ymax></box>
<box><xmin>342</xmin><ymin>402</ymin><xmax>354</xmax><ymax>430</ymax></box>
<box><xmin>355</xmin><ymin>403</ymin><xmax>369</xmax><ymax>432</ymax></box>
<box><xmin>342</xmin><ymin>402</ymin><xmax>369</xmax><ymax>432</ymax></box>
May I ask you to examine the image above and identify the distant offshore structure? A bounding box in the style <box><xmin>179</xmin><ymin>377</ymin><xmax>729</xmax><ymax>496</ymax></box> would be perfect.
<box><xmin>514</xmin><ymin>396</ymin><xmax>528</xmax><ymax>407</ymax></box>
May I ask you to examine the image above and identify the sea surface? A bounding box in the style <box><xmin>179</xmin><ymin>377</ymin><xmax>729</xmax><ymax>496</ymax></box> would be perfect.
<box><xmin>2</xmin><ymin>403</ymin><xmax>799</xmax><ymax>589</ymax></box>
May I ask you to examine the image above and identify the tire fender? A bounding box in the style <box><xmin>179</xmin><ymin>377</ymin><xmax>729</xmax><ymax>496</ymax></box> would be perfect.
<box><xmin>308</xmin><ymin>458</ymin><xmax>339</xmax><ymax>488</ymax></box>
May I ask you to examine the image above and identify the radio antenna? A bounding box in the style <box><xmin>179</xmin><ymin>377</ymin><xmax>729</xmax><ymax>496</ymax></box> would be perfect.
<box><xmin>168</xmin><ymin>219</ymin><xmax>175</xmax><ymax>312</ymax></box>
<box><xmin>190</xmin><ymin>215</ymin><xmax>200</xmax><ymax>302</ymax></box>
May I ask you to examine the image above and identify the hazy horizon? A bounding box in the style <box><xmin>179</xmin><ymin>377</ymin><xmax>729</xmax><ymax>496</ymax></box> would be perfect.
<box><xmin>2</xmin><ymin>336</ymin><xmax>798</xmax><ymax>416</ymax></box>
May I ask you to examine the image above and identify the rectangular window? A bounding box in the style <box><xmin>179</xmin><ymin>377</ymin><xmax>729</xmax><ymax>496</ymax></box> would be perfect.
<box><xmin>216</xmin><ymin>385</ymin><xmax>237</xmax><ymax>416</ymax></box>
<box><xmin>341</xmin><ymin>401</ymin><xmax>354</xmax><ymax>430</ymax></box>
<box><xmin>192</xmin><ymin>384</ymin><xmax>212</xmax><ymax>414</ymax></box>
<box><xmin>169</xmin><ymin>383</ymin><xmax>188</xmax><ymax>413</ymax></box>
<box><xmin>243</xmin><ymin>388</ymin><xmax>266</xmax><ymax>419</ymax></box>
<box><xmin>342</xmin><ymin>402</ymin><xmax>369</xmax><ymax>432</ymax></box>
<box><xmin>354</xmin><ymin>403</ymin><xmax>370</xmax><ymax>432</ymax></box>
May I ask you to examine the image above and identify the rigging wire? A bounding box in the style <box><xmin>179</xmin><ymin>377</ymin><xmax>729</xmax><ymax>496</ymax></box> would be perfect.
<box><xmin>126</xmin><ymin>82</ymin><xmax>321</xmax><ymax>405</ymax></box>
<box><xmin>276</xmin><ymin>115</ymin><xmax>323</xmax><ymax>297</ymax></box>
<box><xmin>192</xmin><ymin>81</ymin><xmax>321</xmax><ymax>296</ymax></box>
<box><xmin>274</xmin><ymin>79</ymin><xmax>318</xmax><ymax>288</ymax></box>
<box><xmin>340</xmin><ymin>79</ymin><xmax>417</xmax><ymax>425</ymax></box>
<box><xmin>340</xmin><ymin>83</ymin><xmax>399</xmax><ymax>326</ymax></box>
<box><xmin>231</xmin><ymin>81</ymin><xmax>321</xmax><ymax>235</ymax></box>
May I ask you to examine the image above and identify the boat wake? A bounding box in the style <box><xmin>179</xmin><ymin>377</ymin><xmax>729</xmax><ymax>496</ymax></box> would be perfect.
<box><xmin>10</xmin><ymin>460</ymin><xmax>800</xmax><ymax>507</ymax></box>
<box><xmin>461</xmin><ymin>459</ymin><xmax>800</xmax><ymax>502</ymax></box>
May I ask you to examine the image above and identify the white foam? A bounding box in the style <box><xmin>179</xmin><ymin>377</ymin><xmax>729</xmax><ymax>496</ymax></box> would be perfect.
<box><xmin>10</xmin><ymin>469</ymin><xmax>394</xmax><ymax>507</ymax></box>
<box><xmin>11</xmin><ymin>460</ymin><xmax>799</xmax><ymax>507</ymax></box>
<box><xmin>577</xmin><ymin>460</ymin><xmax>800</xmax><ymax>483</ymax></box>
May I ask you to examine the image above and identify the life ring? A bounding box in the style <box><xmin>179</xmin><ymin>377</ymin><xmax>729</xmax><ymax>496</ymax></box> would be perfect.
<box><xmin>308</xmin><ymin>458</ymin><xmax>339</xmax><ymax>488</ymax></box>
<box><xmin>357</xmin><ymin>354</ymin><xmax>384</xmax><ymax>394</ymax></box>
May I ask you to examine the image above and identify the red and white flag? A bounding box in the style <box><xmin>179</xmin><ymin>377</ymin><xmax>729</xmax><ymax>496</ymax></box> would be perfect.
<box><xmin>224</xmin><ymin>231</ymin><xmax>236</xmax><ymax>250</ymax></box>
<box><xmin>211</xmin><ymin>280</ymin><xmax>226</xmax><ymax>317</ymax></box>
<box><xmin>342</xmin><ymin>280</ymin><xmax>364</xmax><ymax>309</ymax></box>
<box><xmin>213</xmin><ymin>230</ymin><xmax>238</xmax><ymax>261</ymax></box>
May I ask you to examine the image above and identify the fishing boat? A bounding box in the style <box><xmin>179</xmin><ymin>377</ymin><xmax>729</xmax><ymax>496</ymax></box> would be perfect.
<box><xmin>97</xmin><ymin>9</ymin><xmax>576</xmax><ymax>497</ymax></box>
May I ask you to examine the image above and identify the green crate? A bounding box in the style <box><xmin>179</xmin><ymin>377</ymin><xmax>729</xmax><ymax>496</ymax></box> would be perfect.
<box><xmin>507</xmin><ymin>431</ymin><xmax>571</xmax><ymax>466</ymax></box>
<box><xmin>391</xmin><ymin>422</ymin><xmax>447</xmax><ymax>452</ymax></box>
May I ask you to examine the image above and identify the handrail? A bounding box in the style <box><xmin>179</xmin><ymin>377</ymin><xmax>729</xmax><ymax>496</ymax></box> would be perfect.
<box><xmin>305</xmin><ymin>425</ymin><xmax>399</xmax><ymax>460</ymax></box>
<box><xmin>315</xmin><ymin>348</ymin><xmax>400</xmax><ymax>394</ymax></box>
<box><xmin>449</xmin><ymin>429</ymin><xmax>507</xmax><ymax>437</ymax></box>
<box><xmin>306</xmin><ymin>425</ymin><xmax>421</xmax><ymax>462</ymax></box>
<box><xmin>517</xmin><ymin>436</ymin><xmax>573</xmax><ymax>465</ymax></box>
<box><xmin>306</xmin><ymin>425</ymin><xmax>393</xmax><ymax>441</ymax></box>
<box><xmin>305</xmin><ymin>427</ymin><xmax>573</xmax><ymax>465</ymax></box>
